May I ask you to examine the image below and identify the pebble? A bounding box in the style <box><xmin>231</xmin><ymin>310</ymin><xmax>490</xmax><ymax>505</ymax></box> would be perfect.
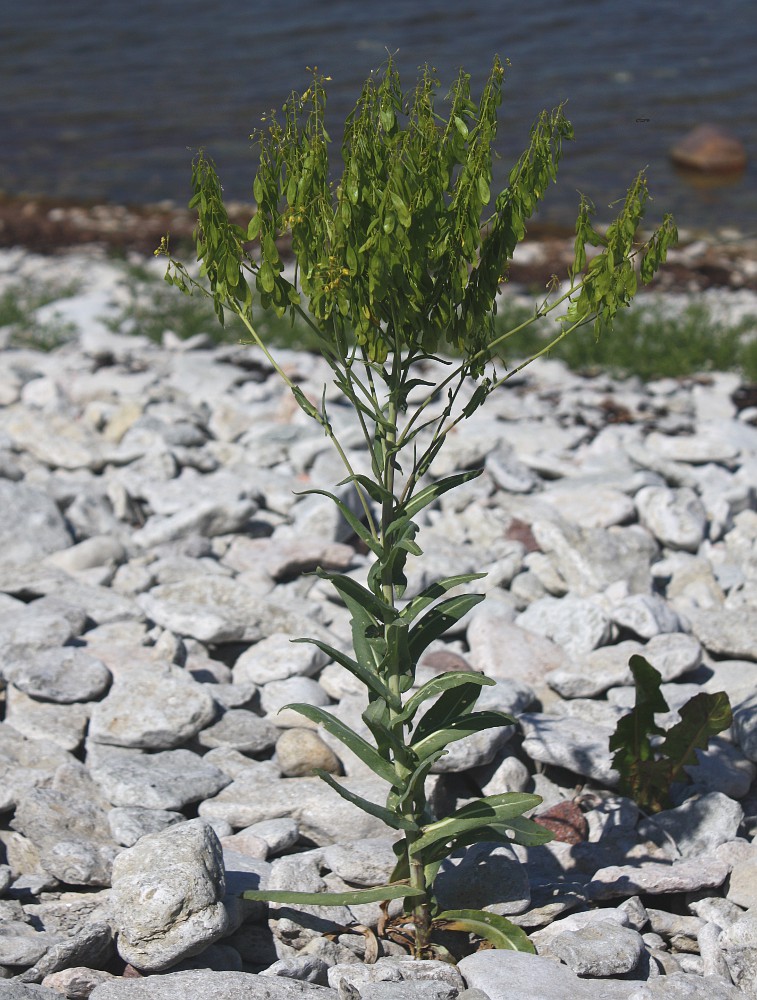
<box><xmin>0</xmin><ymin>248</ymin><xmax>756</xmax><ymax>995</ymax></box>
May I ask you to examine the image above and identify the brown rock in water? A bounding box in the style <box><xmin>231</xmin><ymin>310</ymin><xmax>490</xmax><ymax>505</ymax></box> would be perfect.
<box><xmin>670</xmin><ymin>124</ymin><xmax>747</xmax><ymax>174</ymax></box>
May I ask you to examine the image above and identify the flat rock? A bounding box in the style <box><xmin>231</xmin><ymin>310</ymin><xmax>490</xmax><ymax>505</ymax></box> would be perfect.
<box><xmin>516</xmin><ymin>596</ymin><xmax>611</xmax><ymax>659</ymax></box>
<box><xmin>88</xmin><ymin>743</ymin><xmax>231</xmax><ymax>810</ymax></box>
<box><xmin>0</xmin><ymin>479</ymin><xmax>73</xmax><ymax>564</ymax></box>
<box><xmin>138</xmin><ymin>575</ymin><xmax>329</xmax><ymax>645</ymax></box>
<box><xmin>466</xmin><ymin>616</ymin><xmax>570</xmax><ymax>690</ymax></box>
<box><xmin>458</xmin><ymin>949</ymin><xmax>637</xmax><ymax>999</ymax></box>
<box><xmin>520</xmin><ymin>713</ymin><xmax>618</xmax><ymax>785</ymax></box>
<box><xmin>637</xmin><ymin>792</ymin><xmax>744</xmax><ymax>858</ymax></box>
<box><xmin>88</xmin><ymin>971</ymin><xmax>337</xmax><ymax>999</ymax></box>
<box><xmin>686</xmin><ymin>607</ymin><xmax>757</xmax><ymax>661</ymax></box>
<box><xmin>587</xmin><ymin>856</ymin><xmax>729</xmax><ymax>900</ymax></box>
<box><xmin>3</xmin><ymin>647</ymin><xmax>111</xmax><ymax>703</ymax></box>
<box><xmin>88</xmin><ymin>663</ymin><xmax>217</xmax><ymax>749</ymax></box>
<box><xmin>10</xmin><ymin>767</ymin><xmax>119</xmax><ymax>886</ymax></box>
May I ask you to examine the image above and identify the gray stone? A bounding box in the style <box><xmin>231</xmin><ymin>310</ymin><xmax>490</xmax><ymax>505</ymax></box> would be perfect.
<box><xmin>234</xmin><ymin>634</ymin><xmax>328</xmax><ymax>686</ymax></box>
<box><xmin>197</xmin><ymin>709</ymin><xmax>279</xmax><ymax>755</ymax></box>
<box><xmin>132</xmin><ymin>498</ymin><xmax>256</xmax><ymax>549</ymax></box>
<box><xmin>260</xmin><ymin>678</ymin><xmax>331</xmax><ymax>718</ymax></box>
<box><xmin>688</xmin><ymin>608</ymin><xmax>757</xmax><ymax>662</ymax></box>
<box><xmin>718</xmin><ymin>916</ymin><xmax>757</xmax><ymax>998</ymax></box>
<box><xmin>520</xmin><ymin>713</ymin><xmax>618</xmax><ymax>785</ymax></box>
<box><xmin>0</xmin><ymin>922</ymin><xmax>61</xmax><ymax>968</ymax></box>
<box><xmin>530</xmin><ymin>520</ymin><xmax>657</xmax><ymax>597</ymax></box>
<box><xmin>685</xmin><ymin>738</ymin><xmax>756</xmax><ymax>799</ymax></box>
<box><xmin>10</xmin><ymin>767</ymin><xmax>119</xmax><ymax>886</ymax></box>
<box><xmin>458</xmin><ymin>949</ymin><xmax>637</xmax><ymax>999</ymax></box>
<box><xmin>88</xmin><ymin>664</ymin><xmax>217</xmax><ymax>749</ymax></box>
<box><xmin>726</xmin><ymin>852</ymin><xmax>757</xmax><ymax>910</ymax></box>
<box><xmin>200</xmin><ymin>770</ymin><xmax>393</xmax><ymax>844</ymax></box>
<box><xmin>87</xmin><ymin>744</ymin><xmax>231</xmax><ymax>810</ymax></box>
<box><xmin>4</xmin><ymin>686</ymin><xmax>90</xmax><ymax>752</ymax></box>
<box><xmin>0</xmin><ymin>480</ymin><xmax>72</xmax><ymax>565</ymax></box>
<box><xmin>321</xmin><ymin>838</ymin><xmax>397</xmax><ymax>888</ymax></box>
<box><xmin>516</xmin><ymin>596</ymin><xmax>612</xmax><ymax>659</ymax></box>
<box><xmin>628</xmin><ymin>973</ymin><xmax>743</xmax><ymax>999</ymax></box>
<box><xmin>3</xmin><ymin>647</ymin><xmax>111</xmax><ymax>703</ymax></box>
<box><xmin>731</xmin><ymin>691</ymin><xmax>757</xmax><ymax>761</ymax></box>
<box><xmin>88</xmin><ymin>970</ymin><xmax>337</xmax><ymax>999</ymax></box>
<box><xmin>0</xmin><ymin>723</ymin><xmax>78</xmax><ymax>808</ymax></box>
<box><xmin>609</xmin><ymin>594</ymin><xmax>681</xmax><ymax>639</ymax></box>
<box><xmin>110</xmin><ymin>819</ymin><xmax>229</xmax><ymax>972</ymax></box>
<box><xmin>228</xmin><ymin>819</ymin><xmax>299</xmax><ymax>858</ymax></box>
<box><xmin>638</xmin><ymin>792</ymin><xmax>744</xmax><ymax>858</ymax></box>
<box><xmin>107</xmin><ymin>808</ymin><xmax>186</xmax><ymax>847</ymax></box>
<box><xmin>636</xmin><ymin>486</ymin><xmax>707</xmax><ymax>552</ymax></box>
<box><xmin>587</xmin><ymin>856</ymin><xmax>729</xmax><ymax>900</ymax></box>
<box><xmin>434</xmin><ymin>842</ymin><xmax>530</xmax><ymax>916</ymax></box>
<box><xmin>262</xmin><ymin>956</ymin><xmax>330</xmax><ymax>986</ymax></box>
<box><xmin>539</xmin><ymin>919</ymin><xmax>644</xmax><ymax>977</ymax></box>
<box><xmin>138</xmin><ymin>575</ymin><xmax>329</xmax><ymax>645</ymax></box>
<box><xmin>466</xmin><ymin>616</ymin><xmax>570</xmax><ymax>690</ymax></box>
<box><xmin>485</xmin><ymin>443</ymin><xmax>540</xmax><ymax>493</ymax></box>
<box><xmin>18</xmin><ymin>920</ymin><xmax>113</xmax><ymax>983</ymax></box>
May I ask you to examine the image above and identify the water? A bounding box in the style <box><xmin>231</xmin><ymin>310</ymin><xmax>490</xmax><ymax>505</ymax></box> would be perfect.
<box><xmin>1</xmin><ymin>0</ymin><xmax>755</xmax><ymax>234</ymax></box>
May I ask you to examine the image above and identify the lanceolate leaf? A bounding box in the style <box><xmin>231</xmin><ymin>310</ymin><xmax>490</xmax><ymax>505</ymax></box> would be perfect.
<box><xmin>314</xmin><ymin>769</ymin><xmax>418</xmax><ymax>831</ymax></box>
<box><xmin>293</xmin><ymin>637</ymin><xmax>400</xmax><ymax>710</ymax></box>
<box><xmin>419</xmin><ymin>820</ymin><xmax>552</xmax><ymax>865</ymax></box>
<box><xmin>413</xmin><ymin>710</ymin><xmax>514</xmax><ymax>762</ymax></box>
<box><xmin>411</xmin><ymin>792</ymin><xmax>541</xmax><ymax>856</ymax></box>
<box><xmin>283</xmin><ymin>704</ymin><xmax>397</xmax><ymax>784</ymax></box>
<box><xmin>411</xmin><ymin>681</ymin><xmax>485</xmax><ymax>743</ymax></box>
<box><xmin>402</xmin><ymin>469</ymin><xmax>483</xmax><ymax>520</ymax></box>
<box><xmin>434</xmin><ymin>909</ymin><xmax>535</xmax><ymax>953</ymax></box>
<box><xmin>295</xmin><ymin>487</ymin><xmax>381</xmax><ymax>555</ymax></box>
<box><xmin>397</xmin><ymin>672</ymin><xmax>494</xmax><ymax>727</ymax></box>
<box><xmin>400</xmin><ymin>573</ymin><xmax>487</xmax><ymax>625</ymax></box>
<box><xmin>408</xmin><ymin>593</ymin><xmax>485</xmax><ymax>659</ymax></box>
<box><xmin>315</xmin><ymin>570</ymin><xmax>396</xmax><ymax>625</ymax></box>
<box><xmin>243</xmin><ymin>882</ymin><xmax>425</xmax><ymax>906</ymax></box>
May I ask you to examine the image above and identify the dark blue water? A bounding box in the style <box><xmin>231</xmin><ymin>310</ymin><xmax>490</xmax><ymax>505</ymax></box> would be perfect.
<box><xmin>1</xmin><ymin>0</ymin><xmax>755</xmax><ymax>234</ymax></box>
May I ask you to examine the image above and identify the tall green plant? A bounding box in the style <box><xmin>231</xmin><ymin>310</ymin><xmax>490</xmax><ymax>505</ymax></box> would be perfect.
<box><xmin>158</xmin><ymin>57</ymin><xmax>676</xmax><ymax>958</ymax></box>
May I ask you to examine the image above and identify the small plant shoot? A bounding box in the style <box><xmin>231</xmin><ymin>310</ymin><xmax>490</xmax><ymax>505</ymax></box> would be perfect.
<box><xmin>610</xmin><ymin>655</ymin><xmax>732</xmax><ymax>814</ymax></box>
<box><xmin>160</xmin><ymin>57</ymin><xmax>677</xmax><ymax>958</ymax></box>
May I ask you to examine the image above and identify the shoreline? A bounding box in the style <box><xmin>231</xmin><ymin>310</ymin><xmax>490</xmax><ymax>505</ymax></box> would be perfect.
<box><xmin>1</xmin><ymin>193</ymin><xmax>757</xmax><ymax>296</ymax></box>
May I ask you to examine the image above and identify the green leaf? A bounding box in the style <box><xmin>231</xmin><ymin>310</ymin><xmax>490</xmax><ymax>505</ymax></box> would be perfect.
<box><xmin>661</xmin><ymin>690</ymin><xmax>732</xmax><ymax>785</ymax></box>
<box><xmin>408</xmin><ymin>593</ymin><xmax>485</xmax><ymax>660</ymax></box>
<box><xmin>242</xmin><ymin>882</ymin><xmax>425</xmax><ymax>906</ymax></box>
<box><xmin>316</xmin><ymin>570</ymin><xmax>396</xmax><ymax>625</ymax></box>
<box><xmin>411</xmin><ymin>792</ymin><xmax>542</xmax><ymax>855</ymax></box>
<box><xmin>314</xmin><ymin>769</ymin><xmax>418</xmax><ymax>831</ymax></box>
<box><xmin>403</xmin><ymin>470</ymin><xmax>483</xmax><ymax>520</ymax></box>
<box><xmin>283</xmin><ymin>704</ymin><xmax>397</xmax><ymax>784</ymax></box>
<box><xmin>412</xmin><ymin>710</ymin><xmax>515</xmax><ymax>763</ymax></box>
<box><xmin>293</xmin><ymin>637</ymin><xmax>399</xmax><ymax>710</ymax></box>
<box><xmin>296</xmin><ymin>488</ymin><xmax>381</xmax><ymax>556</ymax></box>
<box><xmin>400</xmin><ymin>573</ymin><xmax>487</xmax><ymax>625</ymax></box>
<box><xmin>397</xmin><ymin>671</ymin><xmax>494</xmax><ymax>727</ymax></box>
<box><xmin>435</xmin><ymin>909</ymin><xmax>535</xmax><ymax>953</ymax></box>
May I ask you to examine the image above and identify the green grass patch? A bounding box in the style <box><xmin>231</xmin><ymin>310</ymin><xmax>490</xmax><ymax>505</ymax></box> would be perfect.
<box><xmin>112</xmin><ymin>269</ymin><xmax>757</xmax><ymax>382</ymax></box>
<box><xmin>0</xmin><ymin>278</ymin><xmax>81</xmax><ymax>350</ymax></box>
<box><xmin>493</xmin><ymin>299</ymin><xmax>757</xmax><ymax>382</ymax></box>
<box><xmin>105</xmin><ymin>260</ymin><xmax>323</xmax><ymax>351</ymax></box>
